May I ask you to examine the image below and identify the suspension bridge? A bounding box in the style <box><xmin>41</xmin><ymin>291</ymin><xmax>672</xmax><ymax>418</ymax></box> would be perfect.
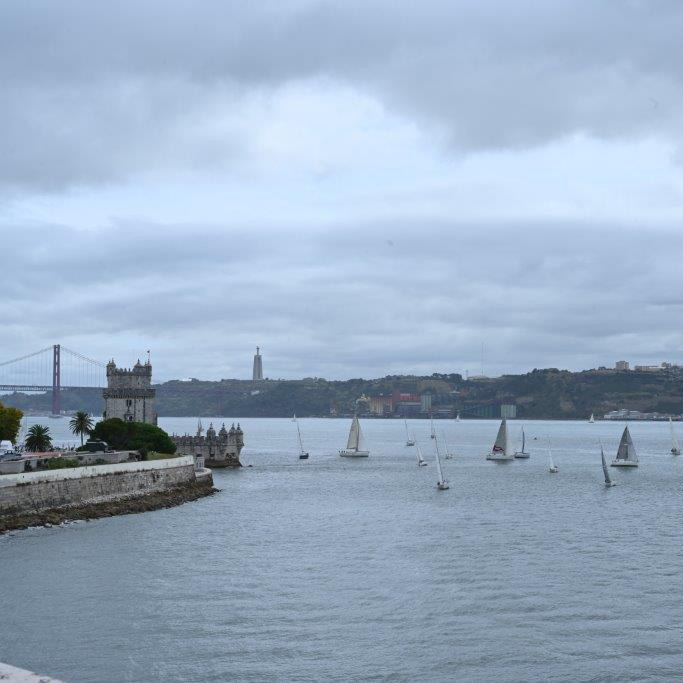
<box><xmin>0</xmin><ymin>345</ymin><xmax>106</xmax><ymax>415</ymax></box>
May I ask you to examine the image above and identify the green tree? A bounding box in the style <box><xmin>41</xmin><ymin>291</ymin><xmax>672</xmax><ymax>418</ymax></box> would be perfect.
<box><xmin>0</xmin><ymin>402</ymin><xmax>23</xmax><ymax>443</ymax></box>
<box><xmin>69</xmin><ymin>411</ymin><xmax>94</xmax><ymax>446</ymax></box>
<box><xmin>25</xmin><ymin>424</ymin><xmax>52</xmax><ymax>452</ymax></box>
<box><xmin>88</xmin><ymin>418</ymin><xmax>176</xmax><ymax>456</ymax></box>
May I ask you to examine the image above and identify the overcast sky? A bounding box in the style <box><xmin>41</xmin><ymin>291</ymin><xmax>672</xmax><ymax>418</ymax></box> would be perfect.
<box><xmin>2</xmin><ymin>0</ymin><xmax>683</xmax><ymax>382</ymax></box>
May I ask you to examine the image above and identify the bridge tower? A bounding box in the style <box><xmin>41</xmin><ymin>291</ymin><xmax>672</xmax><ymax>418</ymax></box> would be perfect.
<box><xmin>52</xmin><ymin>344</ymin><xmax>61</xmax><ymax>416</ymax></box>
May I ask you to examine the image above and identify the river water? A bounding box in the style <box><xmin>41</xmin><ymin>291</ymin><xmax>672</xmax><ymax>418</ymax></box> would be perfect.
<box><xmin>2</xmin><ymin>417</ymin><xmax>683</xmax><ymax>681</ymax></box>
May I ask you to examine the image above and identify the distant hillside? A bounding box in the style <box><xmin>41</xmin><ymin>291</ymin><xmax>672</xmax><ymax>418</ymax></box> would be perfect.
<box><xmin>3</xmin><ymin>368</ymin><xmax>683</xmax><ymax>418</ymax></box>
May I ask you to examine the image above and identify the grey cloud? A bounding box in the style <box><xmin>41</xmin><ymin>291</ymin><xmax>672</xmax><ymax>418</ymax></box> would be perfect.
<box><xmin>3</xmin><ymin>1</ymin><xmax>683</xmax><ymax>190</ymax></box>
<box><xmin>2</xmin><ymin>220</ymin><xmax>682</xmax><ymax>381</ymax></box>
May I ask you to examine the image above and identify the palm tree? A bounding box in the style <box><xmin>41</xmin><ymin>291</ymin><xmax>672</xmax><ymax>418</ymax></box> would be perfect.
<box><xmin>25</xmin><ymin>424</ymin><xmax>52</xmax><ymax>452</ymax></box>
<box><xmin>69</xmin><ymin>411</ymin><xmax>94</xmax><ymax>446</ymax></box>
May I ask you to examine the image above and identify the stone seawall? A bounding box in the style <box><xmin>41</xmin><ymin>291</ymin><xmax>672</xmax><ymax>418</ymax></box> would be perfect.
<box><xmin>0</xmin><ymin>457</ymin><xmax>216</xmax><ymax>533</ymax></box>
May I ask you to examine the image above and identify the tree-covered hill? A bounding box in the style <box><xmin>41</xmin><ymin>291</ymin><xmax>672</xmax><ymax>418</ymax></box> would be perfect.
<box><xmin>2</xmin><ymin>368</ymin><xmax>682</xmax><ymax>418</ymax></box>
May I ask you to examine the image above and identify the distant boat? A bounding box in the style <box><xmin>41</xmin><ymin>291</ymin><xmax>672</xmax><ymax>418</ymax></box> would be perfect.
<box><xmin>670</xmin><ymin>417</ymin><xmax>680</xmax><ymax>456</ymax></box>
<box><xmin>589</xmin><ymin>413</ymin><xmax>595</xmax><ymax>424</ymax></box>
<box><xmin>611</xmin><ymin>425</ymin><xmax>638</xmax><ymax>467</ymax></box>
<box><xmin>514</xmin><ymin>426</ymin><xmax>530</xmax><ymax>459</ymax></box>
<box><xmin>339</xmin><ymin>416</ymin><xmax>370</xmax><ymax>457</ymax></box>
<box><xmin>486</xmin><ymin>418</ymin><xmax>514</xmax><ymax>461</ymax></box>
<box><xmin>430</xmin><ymin>414</ymin><xmax>436</xmax><ymax>439</ymax></box>
<box><xmin>416</xmin><ymin>442</ymin><xmax>428</xmax><ymax>467</ymax></box>
<box><xmin>404</xmin><ymin>419</ymin><xmax>415</xmax><ymax>447</ymax></box>
<box><xmin>455</xmin><ymin>413</ymin><xmax>461</xmax><ymax>423</ymax></box>
<box><xmin>291</xmin><ymin>413</ymin><xmax>297</xmax><ymax>423</ymax></box>
<box><xmin>433</xmin><ymin>436</ymin><xmax>449</xmax><ymax>489</ymax></box>
<box><xmin>294</xmin><ymin>416</ymin><xmax>309</xmax><ymax>460</ymax></box>
<box><xmin>548</xmin><ymin>438</ymin><xmax>558</xmax><ymax>473</ymax></box>
<box><xmin>601</xmin><ymin>444</ymin><xmax>616</xmax><ymax>486</ymax></box>
<box><xmin>441</xmin><ymin>432</ymin><xmax>454</xmax><ymax>459</ymax></box>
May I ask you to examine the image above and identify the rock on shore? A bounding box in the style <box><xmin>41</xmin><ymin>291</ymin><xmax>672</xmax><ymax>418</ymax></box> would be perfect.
<box><xmin>0</xmin><ymin>480</ymin><xmax>217</xmax><ymax>534</ymax></box>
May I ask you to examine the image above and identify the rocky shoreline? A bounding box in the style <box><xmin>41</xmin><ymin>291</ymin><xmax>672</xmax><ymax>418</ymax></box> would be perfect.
<box><xmin>0</xmin><ymin>480</ymin><xmax>218</xmax><ymax>535</ymax></box>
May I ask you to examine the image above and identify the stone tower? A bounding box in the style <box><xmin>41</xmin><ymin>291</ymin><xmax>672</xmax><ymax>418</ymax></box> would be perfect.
<box><xmin>252</xmin><ymin>346</ymin><xmax>263</xmax><ymax>381</ymax></box>
<box><xmin>102</xmin><ymin>358</ymin><xmax>157</xmax><ymax>425</ymax></box>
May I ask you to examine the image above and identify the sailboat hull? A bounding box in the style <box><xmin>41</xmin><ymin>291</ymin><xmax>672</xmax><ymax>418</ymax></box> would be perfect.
<box><xmin>486</xmin><ymin>453</ymin><xmax>514</xmax><ymax>461</ymax></box>
<box><xmin>437</xmin><ymin>482</ymin><xmax>449</xmax><ymax>490</ymax></box>
<box><xmin>406</xmin><ymin>441</ymin><xmax>415</xmax><ymax>447</ymax></box>
<box><xmin>514</xmin><ymin>452</ymin><xmax>530</xmax><ymax>459</ymax></box>
<box><xmin>339</xmin><ymin>450</ymin><xmax>369</xmax><ymax>457</ymax></box>
<box><xmin>610</xmin><ymin>460</ymin><xmax>638</xmax><ymax>467</ymax></box>
<box><xmin>299</xmin><ymin>453</ymin><xmax>309</xmax><ymax>460</ymax></box>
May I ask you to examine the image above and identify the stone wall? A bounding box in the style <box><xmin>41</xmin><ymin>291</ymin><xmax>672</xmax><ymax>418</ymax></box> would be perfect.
<box><xmin>0</xmin><ymin>457</ymin><xmax>198</xmax><ymax>515</ymax></box>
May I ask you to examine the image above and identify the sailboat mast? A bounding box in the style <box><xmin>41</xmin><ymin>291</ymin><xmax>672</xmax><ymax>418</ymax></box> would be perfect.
<box><xmin>296</xmin><ymin>419</ymin><xmax>304</xmax><ymax>453</ymax></box>
<box><xmin>434</xmin><ymin>437</ymin><xmax>444</xmax><ymax>482</ymax></box>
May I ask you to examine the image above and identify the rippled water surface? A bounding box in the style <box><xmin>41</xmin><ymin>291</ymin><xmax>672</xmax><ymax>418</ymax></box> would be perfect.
<box><xmin>3</xmin><ymin>417</ymin><xmax>683</xmax><ymax>682</ymax></box>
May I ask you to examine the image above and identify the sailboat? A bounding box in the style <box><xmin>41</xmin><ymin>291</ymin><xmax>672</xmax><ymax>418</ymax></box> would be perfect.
<box><xmin>455</xmin><ymin>413</ymin><xmax>461</xmax><ymax>423</ymax></box>
<box><xmin>430</xmin><ymin>414</ymin><xmax>436</xmax><ymax>439</ymax></box>
<box><xmin>514</xmin><ymin>426</ymin><xmax>530</xmax><ymax>459</ymax></box>
<box><xmin>611</xmin><ymin>425</ymin><xmax>638</xmax><ymax>467</ymax></box>
<box><xmin>291</xmin><ymin>413</ymin><xmax>297</xmax><ymax>423</ymax></box>
<box><xmin>294</xmin><ymin>416</ymin><xmax>309</xmax><ymax>460</ymax></box>
<box><xmin>416</xmin><ymin>442</ymin><xmax>428</xmax><ymax>467</ymax></box>
<box><xmin>433</xmin><ymin>436</ymin><xmax>449</xmax><ymax>489</ymax></box>
<box><xmin>404</xmin><ymin>419</ymin><xmax>415</xmax><ymax>447</ymax></box>
<box><xmin>601</xmin><ymin>444</ymin><xmax>616</xmax><ymax>486</ymax></box>
<box><xmin>486</xmin><ymin>418</ymin><xmax>514</xmax><ymax>461</ymax></box>
<box><xmin>589</xmin><ymin>413</ymin><xmax>595</xmax><ymax>424</ymax></box>
<box><xmin>339</xmin><ymin>416</ymin><xmax>370</xmax><ymax>457</ymax></box>
<box><xmin>548</xmin><ymin>438</ymin><xmax>558</xmax><ymax>473</ymax></box>
<box><xmin>441</xmin><ymin>432</ymin><xmax>454</xmax><ymax>459</ymax></box>
<box><xmin>670</xmin><ymin>417</ymin><xmax>681</xmax><ymax>455</ymax></box>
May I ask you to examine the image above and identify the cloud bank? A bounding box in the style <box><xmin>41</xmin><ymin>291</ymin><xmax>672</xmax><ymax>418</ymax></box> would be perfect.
<box><xmin>2</xmin><ymin>1</ymin><xmax>683</xmax><ymax>380</ymax></box>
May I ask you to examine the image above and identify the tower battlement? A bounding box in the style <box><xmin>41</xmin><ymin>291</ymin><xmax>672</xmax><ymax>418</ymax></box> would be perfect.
<box><xmin>172</xmin><ymin>422</ymin><xmax>243</xmax><ymax>468</ymax></box>
<box><xmin>103</xmin><ymin>358</ymin><xmax>157</xmax><ymax>425</ymax></box>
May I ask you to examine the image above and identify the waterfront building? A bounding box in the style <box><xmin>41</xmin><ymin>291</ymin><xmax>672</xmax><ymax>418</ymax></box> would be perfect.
<box><xmin>634</xmin><ymin>364</ymin><xmax>663</xmax><ymax>372</ymax></box>
<box><xmin>252</xmin><ymin>346</ymin><xmax>263</xmax><ymax>381</ymax></box>
<box><xmin>102</xmin><ymin>359</ymin><xmax>157</xmax><ymax>425</ymax></box>
<box><xmin>615</xmin><ymin>360</ymin><xmax>630</xmax><ymax>371</ymax></box>
<box><xmin>172</xmin><ymin>421</ymin><xmax>243</xmax><ymax>467</ymax></box>
<box><xmin>500</xmin><ymin>403</ymin><xmax>517</xmax><ymax>419</ymax></box>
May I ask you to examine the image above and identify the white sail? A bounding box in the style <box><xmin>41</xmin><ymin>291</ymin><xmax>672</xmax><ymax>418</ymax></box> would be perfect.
<box><xmin>589</xmin><ymin>413</ymin><xmax>594</xmax><ymax>423</ymax></box>
<box><xmin>416</xmin><ymin>442</ymin><xmax>426</xmax><ymax>465</ymax></box>
<box><xmin>670</xmin><ymin>418</ymin><xmax>680</xmax><ymax>454</ymax></box>
<box><xmin>404</xmin><ymin>419</ymin><xmax>415</xmax><ymax>445</ymax></box>
<box><xmin>492</xmin><ymin>418</ymin><xmax>509</xmax><ymax>456</ymax></box>
<box><xmin>548</xmin><ymin>439</ymin><xmax>556</xmax><ymax>470</ymax></box>
<box><xmin>434</xmin><ymin>436</ymin><xmax>445</xmax><ymax>484</ymax></box>
<box><xmin>615</xmin><ymin>425</ymin><xmax>637</xmax><ymax>463</ymax></box>
<box><xmin>456</xmin><ymin>413</ymin><xmax>461</xmax><ymax>422</ymax></box>
<box><xmin>430</xmin><ymin>414</ymin><xmax>436</xmax><ymax>438</ymax></box>
<box><xmin>441</xmin><ymin>432</ymin><xmax>453</xmax><ymax>458</ymax></box>
<box><xmin>347</xmin><ymin>416</ymin><xmax>360</xmax><ymax>450</ymax></box>
<box><xmin>521</xmin><ymin>427</ymin><xmax>525</xmax><ymax>453</ymax></box>
<box><xmin>601</xmin><ymin>445</ymin><xmax>612</xmax><ymax>485</ymax></box>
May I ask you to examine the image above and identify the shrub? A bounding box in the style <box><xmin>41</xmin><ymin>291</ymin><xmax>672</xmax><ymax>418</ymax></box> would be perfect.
<box><xmin>45</xmin><ymin>458</ymin><xmax>81</xmax><ymax>470</ymax></box>
<box><xmin>89</xmin><ymin>418</ymin><xmax>176</xmax><ymax>455</ymax></box>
